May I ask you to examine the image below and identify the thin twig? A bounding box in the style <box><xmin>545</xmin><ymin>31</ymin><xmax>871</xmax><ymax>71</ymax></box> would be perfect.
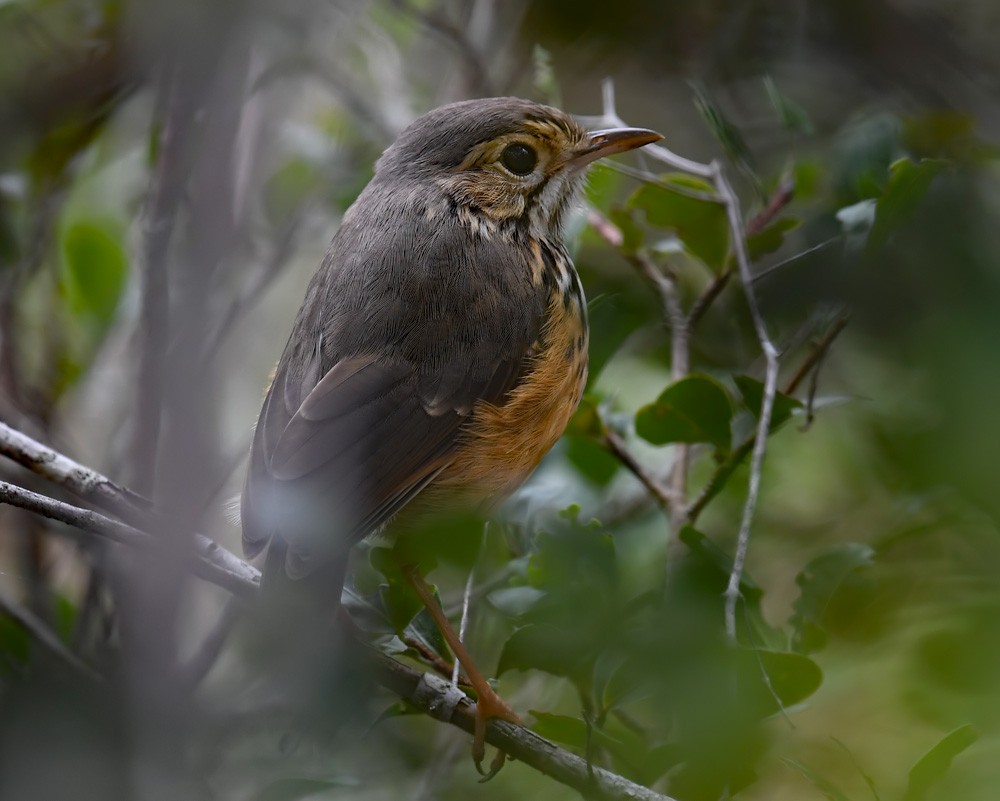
<box><xmin>453</xmin><ymin>527</ymin><xmax>487</xmax><ymax>686</ymax></box>
<box><xmin>752</xmin><ymin>236</ymin><xmax>841</xmax><ymax>284</ymax></box>
<box><xmin>394</xmin><ymin>0</ymin><xmax>494</xmax><ymax>96</ymax></box>
<box><xmin>782</xmin><ymin>313</ymin><xmax>850</xmax><ymax>396</ymax></box>
<box><xmin>0</xmin><ymin>585</ymin><xmax>104</xmax><ymax>682</ymax></box>
<box><xmin>687</xmin><ymin>269</ymin><xmax>733</xmax><ymax>330</ymax></box>
<box><xmin>601</xmin><ymin>429</ymin><xmax>677</xmax><ymax>510</ymax></box>
<box><xmin>201</xmin><ymin>214</ymin><xmax>305</xmax><ymax>364</ymax></box>
<box><xmin>745</xmin><ymin>177</ymin><xmax>795</xmax><ymax>237</ymax></box>
<box><xmin>633</xmin><ymin>251</ymin><xmax>689</xmax><ymax>524</ymax></box>
<box><xmin>712</xmin><ymin>164</ymin><xmax>780</xmax><ymax>641</ymax></box>
<box><xmin>685</xmin><ymin>313</ymin><xmax>850</xmax><ymax>524</ymax></box>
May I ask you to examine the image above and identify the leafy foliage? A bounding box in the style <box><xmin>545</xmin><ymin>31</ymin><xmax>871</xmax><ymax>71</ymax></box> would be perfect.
<box><xmin>1</xmin><ymin>3</ymin><xmax>998</xmax><ymax>801</ymax></box>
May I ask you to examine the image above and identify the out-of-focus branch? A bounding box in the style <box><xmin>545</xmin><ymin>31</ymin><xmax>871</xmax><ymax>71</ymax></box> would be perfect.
<box><xmin>0</xmin><ymin>421</ymin><xmax>260</xmax><ymax>594</ymax></box>
<box><xmin>0</xmin><ymin>480</ymin><xmax>257</xmax><ymax>599</ymax></box>
<box><xmin>0</xmin><ymin>421</ymin><xmax>673</xmax><ymax>800</ymax></box>
<box><xmin>130</xmin><ymin>67</ymin><xmax>192</xmax><ymax>496</ymax></box>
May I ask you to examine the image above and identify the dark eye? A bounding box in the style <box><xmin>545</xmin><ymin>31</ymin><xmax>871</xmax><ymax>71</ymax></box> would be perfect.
<box><xmin>500</xmin><ymin>143</ymin><xmax>537</xmax><ymax>176</ymax></box>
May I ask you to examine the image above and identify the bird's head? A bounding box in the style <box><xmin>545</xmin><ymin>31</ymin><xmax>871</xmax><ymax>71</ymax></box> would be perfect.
<box><xmin>373</xmin><ymin>97</ymin><xmax>662</xmax><ymax>238</ymax></box>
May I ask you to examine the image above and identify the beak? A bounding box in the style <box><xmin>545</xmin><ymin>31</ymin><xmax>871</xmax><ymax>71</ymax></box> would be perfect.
<box><xmin>569</xmin><ymin>127</ymin><xmax>663</xmax><ymax>169</ymax></box>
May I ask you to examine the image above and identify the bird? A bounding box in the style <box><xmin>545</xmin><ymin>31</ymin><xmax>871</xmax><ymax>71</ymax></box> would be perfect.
<box><xmin>240</xmin><ymin>96</ymin><xmax>661</xmax><ymax>774</ymax></box>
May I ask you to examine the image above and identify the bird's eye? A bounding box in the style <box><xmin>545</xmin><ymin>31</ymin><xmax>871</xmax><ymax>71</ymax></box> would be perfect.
<box><xmin>500</xmin><ymin>143</ymin><xmax>537</xmax><ymax>176</ymax></box>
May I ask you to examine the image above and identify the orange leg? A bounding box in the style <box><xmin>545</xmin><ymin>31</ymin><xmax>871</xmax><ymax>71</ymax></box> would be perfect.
<box><xmin>402</xmin><ymin>564</ymin><xmax>522</xmax><ymax>777</ymax></box>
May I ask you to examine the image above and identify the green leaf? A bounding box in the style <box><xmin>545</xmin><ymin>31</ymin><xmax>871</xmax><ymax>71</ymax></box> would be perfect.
<box><xmin>60</xmin><ymin>219</ymin><xmax>128</xmax><ymax>327</ymax></box>
<box><xmin>635</xmin><ymin>374</ymin><xmax>733</xmax><ymax>451</ymax></box>
<box><xmin>734</xmin><ymin>375</ymin><xmax>804</xmax><ymax>431</ymax></box>
<box><xmin>628</xmin><ymin>178</ymin><xmax>729</xmax><ymax>270</ymax></box>
<box><xmin>790</xmin><ymin>543</ymin><xmax>876</xmax><ymax>653</ymax></box>
<box><xmin>584</xmin><ymin>163</ymin><xmax>622</xmax><ymax>210</ymax></box>
<box><xmin>497</xmin><ymin>623</ymin><xmax>592</xmax><ymax>679</ymax></box>
<box><xmin>530</xmin><ymin>711</ymin><xmax>591</xmax><ymax>750</ymax></box>
<box><xmin>584</xmin><ymin>294</ymin><xmax>647</xmax><ymax>383</ymax></box>
<box><xmin>390</xmin><ymin>510</ymin><xmax>484</xmax><ymax>572</ymax></box>
<box><xmin>904</xmin><ymin>725</ymin><xmax>979</xmax><ymax>801</ymax></box>
<box><xmin>608</xmin><ymin>208</ymin><xmax>644</xmax><ymax>254</ymax></box>
<box><xmin>369</xmin><ymin>547</ymin><xmax>424</xmax><ymax>634</ymax></box>
<box><xmin>867</xmin><ymin>158</ymin><xmax>950</xmax><ymax>252</ymax></box>
<box><xmin>747</xmin><ymin>217</ymin><xmax>800</xmax><ymax>259</ymax></box>
<box><xmin>487</xmin><ymin>586</ymin><xmax>546</xmax><ymax>617</ymax></box>
<box><xmin>531</xmin><ymin>711</ymin><xmax>646</xmax><ymax>775</ymax></box>
<box><xmin>405</xmin><ymin>605</ymin><xmax>451</xmax><ymax>664</ymax></box>
<box><xmin>54</xmin><ymin>594</ymin><xmax>77</xmax><ymax>644</ymax></box>
<box><xmin>833</xmin><ymin>113</ymin><xmax>903</xmax><ymax>203</ymax></box>
<box><xmin>680</xmin><ymin>526</ymin><xmax>761</xmax><ymax>601</ymax></box>
<box><xmin>745</xmin><ymin>649</ymin><xmax>823</xmax><ymax>712</ymax></box>
<box><xmin>565</xmin><ymin>434</ymin><xmax>620</xmax><ymax>486</ymax></box>
<box><xmin>780</xmin><ymin>758</ymin><xmax>852</xmax><ymax>801</ymax></box>
<box><xmin>764</xmin><ymin>76</ymin><xmax>814</xmax><ymax>135</ymax></box>
<box><xmin>0</xmin><ymin>615</ymin><xmax>30</xmax><ymax>674</ymax></box>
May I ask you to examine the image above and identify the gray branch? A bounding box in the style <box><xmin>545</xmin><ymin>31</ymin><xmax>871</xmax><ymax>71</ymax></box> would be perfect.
<box><xmin>0</xmin><ymin>421</ymin><xmax>260</xmax><ymax>596</ymax></box>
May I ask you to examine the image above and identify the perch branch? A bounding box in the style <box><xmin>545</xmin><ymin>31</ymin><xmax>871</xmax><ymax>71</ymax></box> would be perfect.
<box><xmin>0</xmin><ymin>421</ymin><xmax>674</xmax><ymax>801</ymax></box>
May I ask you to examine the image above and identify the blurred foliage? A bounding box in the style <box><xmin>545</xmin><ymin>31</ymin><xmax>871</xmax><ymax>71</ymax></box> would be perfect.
<box><xmin>1</xmin><ymin>1</ymin><xmax>1000</xmax><ymax>801</ymax></box>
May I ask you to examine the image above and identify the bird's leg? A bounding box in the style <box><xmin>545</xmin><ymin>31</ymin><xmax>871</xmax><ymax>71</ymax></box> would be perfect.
<box><xmin>401</xmin><ymin>564</ymin><xmax>521</xmax><ymax>777</ymax></box>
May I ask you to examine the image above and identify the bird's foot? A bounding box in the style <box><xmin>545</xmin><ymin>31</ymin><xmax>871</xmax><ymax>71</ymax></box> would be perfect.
<box><xmin>471</xmin><ymin>683</ymin><xmax>522</xmax><ymax>781</ymax></box>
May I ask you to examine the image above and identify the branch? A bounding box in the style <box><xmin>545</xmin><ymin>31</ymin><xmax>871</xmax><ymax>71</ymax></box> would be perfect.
<box><xmin>131</xmin><ymin>66</ymin><xmax>191</xmax><ymax>494</ymax></box>
<box><xmin>0</xmin><ymin>421</ymin><xmax>673</xmax><ymax>801</ymax></box>
<box><xmin>0</xmin><ymin>480</ymin><xmax>257</xmax><ymax>599</ymax></box>
<box><xmin>374</xmin><ymin>653</ymin><xmax>676</xmax><ymax>801</ymax></box>
<box><xmin>711</xmin><ymin>164</ymin><xmax>780</xmax><ymax>642</ymax></box>
<box><xmin>601</xmin><ymin>428</ymin><xmax>676</xmax><ymax>511</ymax></box>
<box><xmin>0</xmin><ymin>421</ymin><xmax>260</xmax><ymax>595</ymax></box>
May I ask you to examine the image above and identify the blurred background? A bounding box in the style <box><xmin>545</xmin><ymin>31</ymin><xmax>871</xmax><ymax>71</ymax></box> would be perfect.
<box><xmin>1</xmin><ymin>1</ymin><xmax>1000</xmax><ymax>799</ymax></box>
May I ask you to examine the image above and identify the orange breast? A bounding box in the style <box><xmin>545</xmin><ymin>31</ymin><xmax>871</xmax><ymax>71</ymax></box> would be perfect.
<box><xmin>434</xmin><ymin>287</ymin><xmax>588</xmax><ymax>504</ymax></box>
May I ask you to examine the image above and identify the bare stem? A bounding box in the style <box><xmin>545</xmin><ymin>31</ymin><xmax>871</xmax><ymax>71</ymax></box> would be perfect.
<box><xmin>601</xmin><ymin>428</ymin><xmax>677</xmax><ymax>510</ymax></box>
